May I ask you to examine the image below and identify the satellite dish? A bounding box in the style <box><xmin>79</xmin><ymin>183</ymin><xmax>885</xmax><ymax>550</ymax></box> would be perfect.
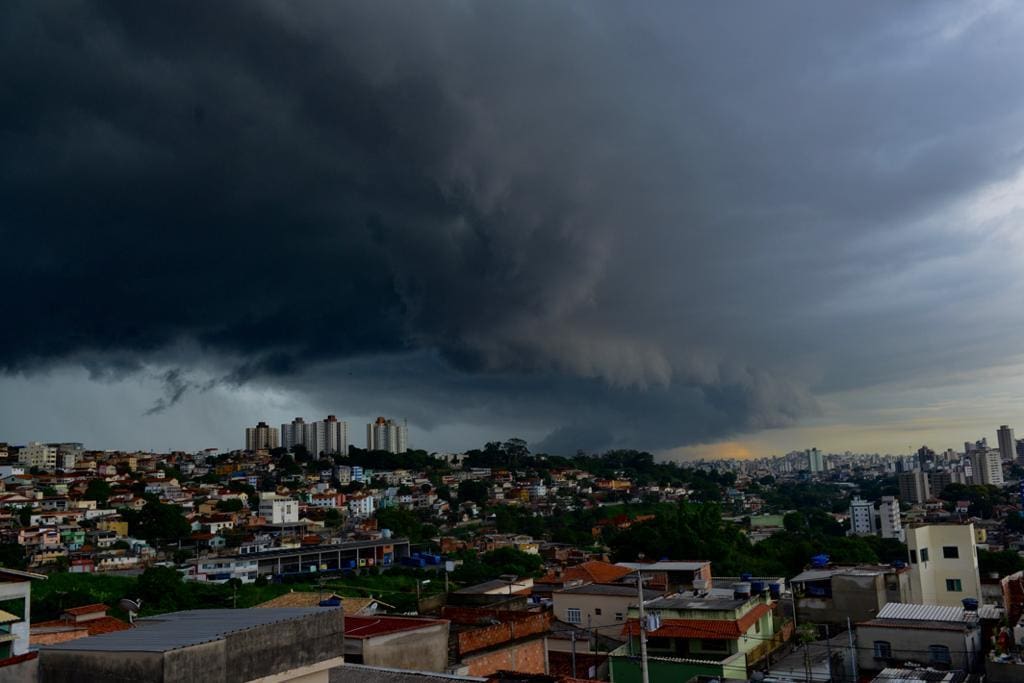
<box><xmin>118</xmin><ymin>598</ymin><xmax>142</xmax><ymax>624</ymax></box>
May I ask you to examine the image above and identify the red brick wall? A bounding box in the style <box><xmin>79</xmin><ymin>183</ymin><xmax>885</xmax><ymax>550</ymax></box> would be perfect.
<box><xmin>446</xmin><ymin>609</ymin><xmax>551</xmax><ymax>656</ymax></box>
<box><xmin>30</xmin><ymin>628</ymin><xmax>88</xmax><ymax>646</ymax></box>
<box><xmin>462</xmin><ymin>637</ymin><xmax>546</xmax><ymax>677</ymax></box>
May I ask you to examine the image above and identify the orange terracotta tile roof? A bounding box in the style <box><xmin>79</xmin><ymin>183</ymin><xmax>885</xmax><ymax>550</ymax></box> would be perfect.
<box><xmin>34</xmin><ymin>615</ymin><xmax>131</xmax><ymax>636</ymax></box>
<box><xmin>541</xmin><ymin>560</ymin><xmax>632</xmax><ymax>585</ymax></box>
<box><xmin>623</xmin><ymin>602</ymin><xmax>773</xmax><ymax>640</ymax></box>
<box><xmin>256</xmin><ymin>592</ymin><xmax>379</xmax><ymax>615</ymax></box>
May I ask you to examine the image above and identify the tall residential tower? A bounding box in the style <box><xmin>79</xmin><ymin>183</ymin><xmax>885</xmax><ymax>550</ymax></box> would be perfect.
<box><xmin>366</xmin><ymin>417</ymin><xmax>408</xmax><ymax>454</ymax></box>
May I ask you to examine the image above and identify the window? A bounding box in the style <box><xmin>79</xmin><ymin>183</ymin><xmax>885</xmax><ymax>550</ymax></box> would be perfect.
<box><xmin>566</xmin><ymin>608</ymin><xmax>581</xmax><ymax>624</ymax></box>
<box><xmin>594</xmin><ymin>608</ymin><xmax>602</xmax><ymax>616</ymax></box>
<box><xmin>873</xmin><ymin>641</ymin><xmax>892</xmax><ymax>659</ymax></box>
<box><xmin>920</xmin><ymin>548</ymin><xmax>930</xmax><ymax>562</ymax></box>
<box><xmin>615</xmin><ymin>612</ymin><xmax>624</xmax><ymax>621</ymax></box>
<box><xmin>929</xmin><ymin>645</ymin><xmax>951</xmax><ymax>666</ymax></box>
<box><xmin>946</xmin><ymin>579</ymin><xmax>963</xmax><ymax>592</ymax></box>
<box><xmin>943</xmin><ymin>546</ymin><xmax>959</xmax><ymax>559</ymax></box>
<box><xmin>701</xmin><ymin>640</ymin><xmax>728</xmax><ymax>652</ymax></box>
<box><xmin>909</xmin><ymin>549</ymin><xmax>917</xmax><ymax>564</ymax></box>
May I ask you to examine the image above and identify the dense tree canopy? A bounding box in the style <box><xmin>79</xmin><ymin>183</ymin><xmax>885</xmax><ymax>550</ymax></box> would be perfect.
<box><xmin>121</xmin><ymin>497</ymin><xmax>191</xmax><ymax>543</ymax></box>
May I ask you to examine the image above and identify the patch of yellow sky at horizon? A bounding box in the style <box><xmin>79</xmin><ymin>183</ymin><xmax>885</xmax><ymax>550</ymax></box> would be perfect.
<box><xmin>660</xmin><ymin>414</ymin><xmax>1012</xmax><ymax>463</ymax></box>
<box><xmin>660</xmin><ymin>356</ymin><xmax>1024</xmax><ymax>462</ymax></box>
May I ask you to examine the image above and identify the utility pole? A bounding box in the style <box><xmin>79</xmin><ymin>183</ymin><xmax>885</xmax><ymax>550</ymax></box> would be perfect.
<box><xmin>847</xmin><ymin>617</ymin><xmax>858</xmax><ymax>683</ymax></box>
<box><xmin>570</xmin><ymin>630</ymin><xmax>577</xmax><ymax>678</ymax></box>
<box><xmin>824</xmin><ymin>623</ymin><xmax>833</xmax><ymax>683</ymax></box>
<box><xmin>636</xmin><ymin>571</ymin><xmax>650</xmax><ymax>683</ymax></box>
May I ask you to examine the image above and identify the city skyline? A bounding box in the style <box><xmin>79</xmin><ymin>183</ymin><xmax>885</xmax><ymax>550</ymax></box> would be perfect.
<box><xmin>4</xmin><ymin>3</ymin><xmax>1024</xmax><ymax>459</ymax></box>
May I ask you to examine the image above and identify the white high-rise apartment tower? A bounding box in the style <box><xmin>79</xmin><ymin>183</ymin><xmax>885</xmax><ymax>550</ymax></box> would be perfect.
<box><xmin>806</xmin><ymin>448</ymin><xmax>825</xmax><ymax>473</ymax></box>
<box><xmin>849</xmin><ymin>497</ymin><xmax>875</xmax><ymax>536</ymax></box>
<box><xmin>970</xmin><ymin>449</ymin><xmax>1003</xmax><ymax>487</ymax></box>
<box><xmin>281</xmin><ymin>417</ymin><xmax>307</xmax><ymax>451</ymax></box>
<box><xmin>244</xmin><ymin>422</ymin><xmax>279</xmax><ymax>451</ymax></box>
<box><xmin>366</xmin><ymin>417</ymin><xmax>408</xmax><ymax>454</ymax></box>
<box><xmin>879</xmin><ymin>496</ymin><xmax>904</xmax><ymax>542</ymax></box>
<box><xmin>281</xmin><ymin>416</ymin><xmax>348</xmax><ymax>456</ymax></box>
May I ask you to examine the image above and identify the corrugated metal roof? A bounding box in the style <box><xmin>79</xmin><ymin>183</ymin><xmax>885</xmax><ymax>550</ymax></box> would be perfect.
<box><xmin>42</xmin><ymin>608</ymin><xmax>338</xmax><ymax>652</ymax></box>
<box><xmin>876</xmin><ymin>603</ymin><xmax>967</xmax><ymax>622</ymax></box>
<box><xmin>790</xmin><ymin>569</ymin><xmax>840</xmax><ymax>582</ymax></box>
<box><xmin>617</xmin><ymin>561</ymin><xmax>709</xmax><ymax>571</ymax></box>
<box><xmin>978</xmin><ymin>604</ymin><xmax>1002</xmax><ymax>620</ymax></box>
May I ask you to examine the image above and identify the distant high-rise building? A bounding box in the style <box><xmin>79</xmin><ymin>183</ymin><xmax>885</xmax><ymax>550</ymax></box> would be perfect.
<box><xmin>970</xmin><ymin>449</ymin><xmax>1003</xmax><ymax>487</ymax></box>
<box><xmin>1017</xmin><ymin>438</ymin><xmax>1024</xmax><ymax>464</ymax></box>
<box><xmin>281</xmin><ymin>417</ymin><xmax>307</xmax><ymax>451</ymax></box>
<box><xmin>898</xmin><ymin>470</ymin><xmax>930</xmax><ymax>504</ymax></box>
<box><xmin>879</xmin><ymin>496</ymin><xmax>904</xmax><ymax>542</ymax></box>
<box><xmin>806</xmin><ymin>448</ymin><xmax>824</xmax><ymax>473</ymax></box>
<box><xmin>18</xmin><ymin>442</ymin><xmax>59</xmax><ymax>470</ymax></box>
<box><xmin>281</xmin><ymin>415</ymin><xmax>348</xmax><ymax>456</ymax></box>
<box><xmin>927</xmin><ymin>470</ymin><xmax>952</xmax><ymax>498</ymax></box>
<box><xmin>322</xmin><ymin>415</ymin><xmax>348</xmax><ymax>456</ymax></box>
<box><xmin>366</xmin><ymin>417</ymin><xmax>408</xmax><ymax>454</ymax></box>
<box><xmin>849</xmin><ymin>497</ymin><xmax>875</xmax><ymax>536</ymax></box>
<box><xmin>916</xmin><ymin>445</ymin><xmax>936</xmax><ymax>471</ymax></box>
<box><xmin>966</xmin><ymin>438</ymin><xmax>987</xmax><ymax>455</ymax></box>
<box><xmin>998</xmin><ymin>425</ymin><xmax>1016</xmax><ymax>462</ymax></box>
<box><xmin>244</xmin><ymin>421</ymin><xmax>279</xmax><ymax>451</ymax></box>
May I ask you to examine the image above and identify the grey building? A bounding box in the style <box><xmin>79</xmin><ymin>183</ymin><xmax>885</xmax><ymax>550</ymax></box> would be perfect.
<box><xmin>998</xmin><ymin>425</ymin><xmax>1016</xmax><ymax>463</ymax></box>
<box><xmin>855</xmin><ymin>602</ymin><xmax>982</xmax><ymax>675</ymax></box>
<box><xmin>39</xmin><ymin>608</ymin><xmax>344</xmax><ymax>683</ymax></box>
<box><xmin>791</xmin><ymin>565</ymin><xmax>911</xmax><ymax>629</ymax></box>
<box><xmin>898</xmin><ymin>470</ymin><xmax>931</xmax><ymax>504</ymax></box>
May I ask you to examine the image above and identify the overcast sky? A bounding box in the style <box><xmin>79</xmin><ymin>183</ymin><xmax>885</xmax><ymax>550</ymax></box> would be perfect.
<box><xmin>3</xmin><ymin>1</ymin><xmax>1024</xmax><ymax>459</ymax></box>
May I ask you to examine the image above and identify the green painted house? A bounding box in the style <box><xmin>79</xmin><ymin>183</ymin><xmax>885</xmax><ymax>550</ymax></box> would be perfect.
<box><xmin>609</xmin><ymin>590</ymin><xmax>780</xmax><ymax>683</ymax></box>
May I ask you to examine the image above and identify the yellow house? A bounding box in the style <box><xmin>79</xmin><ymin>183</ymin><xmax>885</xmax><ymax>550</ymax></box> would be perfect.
<box><xmin>96</xmin><ymin>518</ymin><xmax>129</xmax><ymax>537</ymax></box>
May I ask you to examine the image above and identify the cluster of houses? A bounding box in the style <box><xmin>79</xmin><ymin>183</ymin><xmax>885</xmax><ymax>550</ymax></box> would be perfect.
<box><xmin>5</xmin><ymin>519</ymin><xmax>1024</xmax><ymax>683</ymax></box>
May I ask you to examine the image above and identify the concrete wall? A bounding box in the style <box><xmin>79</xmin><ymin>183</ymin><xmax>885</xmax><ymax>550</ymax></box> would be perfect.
<box><xmin>986</xmin><ymin>658</ymin><xmax>1024</xmax><ymax>683</ymax></box>
<box><xmin>40</xmin><ymin>609</ymin><xmax>346</xmax><ymax>683</ymax></box>
<box><xmin>0</xmin><ymin>654</ymin><xmax>37</xmax><ymax>683</ymax></box>
<box><xmin>353</xmin><ymin>622</ymin><xmax>449</xmax><ymax>672</ymax></box>
<box><xmin>798</xmin><ymin>574</ymin><xmax>888</xmax><ymax>627</ymax></box>
<box><xmin>855</xmin><ymin>624</ymin><xmax>979</xmax><ymax>674</ymax></box>
<box><xmin>40</xmin><ymin>649</ymin><xmax>166</xmax><ymax>682</ymax></box>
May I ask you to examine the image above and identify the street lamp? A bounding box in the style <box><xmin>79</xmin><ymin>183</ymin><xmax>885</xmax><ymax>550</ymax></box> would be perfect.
<box><xmin>499</xmin><ymin>574</ymin><xmax>518</xmax><ymax>609</ymax></box>
<box><xmin>415</xmin><ymin>578</ymin><xmax>431</xmax><ymax>613</ymax></box>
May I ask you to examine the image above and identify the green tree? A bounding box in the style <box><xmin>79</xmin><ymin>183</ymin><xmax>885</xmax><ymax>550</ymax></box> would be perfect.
<box><xmin>457</xmin><ymin>480</ymin><xmax>489</xmax><ymax>505</ymax></box>
<box><xmin>375</xmin><ymin>508</ymin><xmax>426</xmax><ymax>542</ymax></box>
<box><xmin>122</xmin><ymin>498</ymin><xmax>191</xmax><ymax>543</ymax></box>
<box><xmin>84</xmin><ymin>478</ymin><xmax>112</xmax><ymax>504</ymax></box>
<box><xmin>137</xmin><ymin>565</ymin><xmax>188</xmax><ymax>611</ymax></box>
<box><xmin>0</xmin><ymin>544</ymin><xmax>27</xmax><ymax>570</ymax></box>
<box><xmin>216</xmin><ymin>499</ymin><xmax>244</xmax><ymax>513</ymax></box>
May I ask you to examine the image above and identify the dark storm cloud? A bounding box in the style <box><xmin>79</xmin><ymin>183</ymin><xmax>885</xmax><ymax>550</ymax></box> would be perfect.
<box><xmin>3</xmin><ymin>1</ymin><xmax>1024</xmax><ymax>452</ymax></box>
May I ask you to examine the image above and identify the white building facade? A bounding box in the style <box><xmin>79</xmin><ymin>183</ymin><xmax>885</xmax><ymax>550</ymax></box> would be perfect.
<box><xmin>258</xmin><ymin>494</ymin><xmax>299</xmax><ymax>524</ymax></box>
<box><xmin>879</xmin><ymin>496</ymin><xmax>904</xmax><ymax>542</ymax></box>
<box><xmin>905</xmin><ymin>523</ymin><xmax>982</xmax><ymax>607</ymax></box>
<box><xmin>366</xmin><ymin>417</ymin><xmax>408</xmax><ymax>454</ymax></box>
<box><xmin>849</xmin><ymin>497</ymin><xmax>875</xmax><ymax>536</ymax></box>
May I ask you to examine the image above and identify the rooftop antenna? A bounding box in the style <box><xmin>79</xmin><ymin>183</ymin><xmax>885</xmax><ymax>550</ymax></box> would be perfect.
<box><xmin>118</xmin><ymin>598</ymin><xmax>141</xmax><ymax>624</ymax></box>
